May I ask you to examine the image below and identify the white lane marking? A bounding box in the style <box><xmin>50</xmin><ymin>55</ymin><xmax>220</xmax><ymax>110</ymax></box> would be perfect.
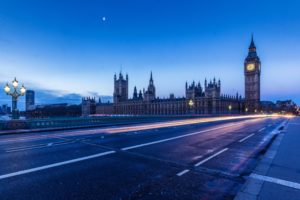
<box><xmin>194</xmin><ymin>148</ymin><xmax>228</xmax><ymax>167</ymax></box>
<box><xmin>239</xmin><ymin>133</ymin><xmax>255</xmax><ymax>143</ymax></box>
<box><xmin>177</xmin><ymin>169</ymin><xmax>190</xmax><ymax>176</ymax></box>
<box><xmin>0</xmin><ymin>151</ymin><xmax>115</xmax><ymax>180</ymax></box>
<box><xmin>5</xmin><ymin>140</ymin><xmax>74</xmax><ymax>150</ymax></box>
<box><xmin>258</xmin><ymin>127</ymin><xmax>266</xmax><ymax>132</ymax></box>
<box><xmin>250</xmin><ymin>173</ymin><xmax>300</xmax><ymax>190</ymax></box>
<box><xmin>121</xmin><ymin>121</ymin><xmax>251</xmax><ymax>151</ymax></box>
<box><xmin>5</xmin><ymin>141</ymin><xmax>76</xmax><ymax>153</ymax></box>
<box><xmin>5</xmin><ymin>143</ymin><xmax>47</xmax><ymax>151</ymax></box>
<box><xmin>268</xmin><ymin>124</ymin><xmax>272</xmax><ymax>127</ymax></box>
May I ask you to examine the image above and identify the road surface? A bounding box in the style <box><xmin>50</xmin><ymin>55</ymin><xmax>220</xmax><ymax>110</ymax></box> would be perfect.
<box><xmin>0</xmin><ymin>116</ymin><xmax>287</xmax><ymax>199</ymax></box>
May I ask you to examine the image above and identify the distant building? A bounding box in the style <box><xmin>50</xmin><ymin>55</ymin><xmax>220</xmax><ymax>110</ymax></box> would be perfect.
<box><xmin>96</xmin><ymin>98</ymin><xmax>113</xmax><ymax>115</ymax></box>
<box><xmin>275</xmin><ymin>100</ymin><xmax>297</xmax><ymax>114</ymax></box>
<box><xmin>260</xmin><ymin>101</ymin><xmax>276</xmax><ymax>113</ymax></box>
<box><xmin>92</xmin><ymin>72</ymin><xmax>243</xmax><ymax>115</ymax></box>
<box><xmin>0</xmin><ymin>104</ymin><xmax>11</xmax><ymax>115</ymax></box>
<box><xmin>25</xmin><ymin>90</ymin><xmax>35</xmax><ymax>111</ymax></box>
<box><xmin>82</xmin><ymin>37</ymin><xmax>267</xmax><ymax>116</ymax></box>
<box><xmin>81</xmin><ymin>97</ymin><xmax>96</xmax><ymax>117</ymax></box>
<box><xmin>27</xmin><ymin>103</ymin><xmax>81</xmax><ymax>118</ymax></box>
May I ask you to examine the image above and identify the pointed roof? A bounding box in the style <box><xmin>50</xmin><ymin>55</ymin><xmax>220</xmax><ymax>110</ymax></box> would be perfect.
<box><xmin>150</xmin><ymin>71</ymin><xmax>153</xmax><ymax>82</ymax></box>
<box><xmin>246</xmin><ymin>34</ymin><xmax>260</xmax><ymax>61</ymax></box>
<box><xmin>249</xmin><ymin>34</ymin><xmax>256</xmax><ymax>50</ymax></box>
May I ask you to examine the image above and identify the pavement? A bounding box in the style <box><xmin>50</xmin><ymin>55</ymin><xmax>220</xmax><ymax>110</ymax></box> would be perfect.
<box><xmin>235</xmin><ymin>116</ymin><xmax>300</xmax><ymax>200</ymax></box>
<box><xmin>0</xmin><ymin>115</ymin><xmax>291</xmax><ymax>199</ymax></box>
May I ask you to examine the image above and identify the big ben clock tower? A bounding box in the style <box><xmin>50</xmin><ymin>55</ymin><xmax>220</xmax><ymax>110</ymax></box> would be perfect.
<box><xmin>244</xmin><ymin>36</ymin><xmax>261</xmax><ymax>112</ymax></box>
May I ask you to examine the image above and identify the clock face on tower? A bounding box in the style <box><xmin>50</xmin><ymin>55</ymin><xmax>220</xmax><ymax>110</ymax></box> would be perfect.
<box><xmin>246</xmin><ymin>63</ymin><xmax>255</xmax><ymax>71</ymax></box>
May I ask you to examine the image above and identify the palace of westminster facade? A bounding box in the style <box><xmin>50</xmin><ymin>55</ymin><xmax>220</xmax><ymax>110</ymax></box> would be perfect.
<box><xmin>82</xmin><ymin>37</ymin><xmax>261</xmax><ymax>116</ymax></box>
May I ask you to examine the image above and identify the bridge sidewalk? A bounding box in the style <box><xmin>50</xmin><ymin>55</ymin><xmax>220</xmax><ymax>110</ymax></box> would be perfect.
<box><xmin>235</xmin><ymin>117</ymin><xmax>300</xmax><ymax>200</ymax></box>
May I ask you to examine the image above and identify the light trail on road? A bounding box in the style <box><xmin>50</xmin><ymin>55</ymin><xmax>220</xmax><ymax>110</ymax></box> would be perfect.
<box><xmin>0</xmin><ymin>115</ymin><xmax>286</xmax><ymax>145</ymax></box>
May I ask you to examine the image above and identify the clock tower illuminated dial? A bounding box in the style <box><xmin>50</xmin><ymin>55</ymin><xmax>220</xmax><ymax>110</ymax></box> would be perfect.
<box><xmin>244</xmin><ymin>35</ymin><xmax>261</xmax><ymax>112</ymax></box>
<box><xmin>246</xmin><ymin>63</ymin><xmax>255</xmax><ymax>71</ymax></box>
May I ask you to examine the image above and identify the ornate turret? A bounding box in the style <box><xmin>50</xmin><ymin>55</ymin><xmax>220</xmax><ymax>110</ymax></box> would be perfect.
<box><xmin>144</xmin><ymin>71</ymin><xmax>156</xmax><ymax>101</ymax></box>
<box><xmin>204</xmin><ymin>77</ymin><xmax>221</xmax><ymax>98</ymax></box>
<box><xmin>133</xmin><ymin>86</ymin><xmax>138</xmax><ymax>100</ymax></box>
<box><xmin>186</xmin><ymin>80</ymin><xmax>204</xmax><ymax>99</ymax></box>
<box><xmin>138</xmin><ymin>90</ymin><xmax>143</xmax><ymax>99</ymax></box>
<box><xmin>113</xmin><ymin>71</ymin><xmax>129</xmax><ymax>103</ymax></box>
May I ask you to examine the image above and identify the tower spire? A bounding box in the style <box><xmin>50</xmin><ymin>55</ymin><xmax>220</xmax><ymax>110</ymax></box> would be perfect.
<box><xmin>149</xmin><ymin>71</ymin><xmax>154</xmax><ymax>85</ymax></box>
<box><xmin>249</xmin><ymin>34</ymin><xmax>256</xmax><ymax>51</ymax></box>
<box><xmin>150</xmin><ymin>71</ymin><xmax>153</xmax><ymax>81</ymax></box>
<box><xmin>133</xmin><ymin>86</ymin><xmax>138</xmax><ymax>99</ymax></box>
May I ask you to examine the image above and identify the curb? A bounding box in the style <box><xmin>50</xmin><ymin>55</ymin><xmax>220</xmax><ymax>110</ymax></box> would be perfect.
<box><xmin>234</xmin><ymin>120</ymin><xmax>289</xmax><ymax>200</ymax></box>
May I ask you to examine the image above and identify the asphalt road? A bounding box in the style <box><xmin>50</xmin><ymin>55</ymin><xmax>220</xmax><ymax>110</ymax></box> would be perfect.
<box><xmin>0</xmin><ymin>116</ymin><xmax>287</xmax><ymax>200</ymax></box>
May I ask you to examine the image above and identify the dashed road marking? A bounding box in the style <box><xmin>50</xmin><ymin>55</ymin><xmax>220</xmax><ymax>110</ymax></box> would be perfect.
<box><xmin>239</xmin><ymin>133</ymin><xmax>255</xmax><ymax>143</ymax></box>
<box><xmin>194</xmin><ymin>148</ymin><xmax>228</xmax><ymax>167</ymax></box>
<box><xmin>258</xmin><ymin>127</ymin><xmax>266</xmax><ymax>132</ymax></box>
<box><xmin>176</xmin><ymin>169</ymin><xmax>190</xmax><ymax>176</ymax></box>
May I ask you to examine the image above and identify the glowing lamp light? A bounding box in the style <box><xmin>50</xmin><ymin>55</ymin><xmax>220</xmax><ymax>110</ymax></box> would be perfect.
<box><xmin>3</xmin><ymin>77</ymin><xmax>27</xmax><ymax>120</ymax></box>
<box><xmin>228</xmin><ymin>105</ymin><xmax>232</xmax><ymax>110</ymax></box>
<box><xmin>20</xmin><ymin>84</ymin><xmax>26</xmax><ymax>95</ymax></box>
<box><xmin>245</xmin><ymin>108</ymin><xmax>248</xmax><ymax>112</ymax></box>
<box><xmin>188</xmin><ymin>99</ymin><xmax>194</xmax><ymax>107</ymax></box>
<box><xmin>4</xmin><ymin>83</ymin><xmax>10</xmax><ymax>94</ymax></box>
<box><xmin>12</xmin><ymin>77</ymin><xmax>18</xmax><ymax>88</ymax></box>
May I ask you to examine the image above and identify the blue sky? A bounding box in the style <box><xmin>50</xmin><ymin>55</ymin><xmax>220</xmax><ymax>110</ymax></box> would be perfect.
<box><xmin>0</xmin><ymin>0</ymin><xmax>299</xmax><ymax>107</ymax></box>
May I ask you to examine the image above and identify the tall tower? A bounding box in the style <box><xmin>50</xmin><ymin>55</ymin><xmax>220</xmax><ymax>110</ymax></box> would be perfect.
<box><xmin>244</xmin><ymin>35</ymin><xmax>261</xmax><ymax>112</ymax></box>
<box><xmin>113</xmin><ymin>72</ymin><xmax>129</xmax><ymax>103</ymax></box>
<box><xmin>144</xmin><ymin>72</ymin><xmax>156</xmax><ymax>101</ymax></box>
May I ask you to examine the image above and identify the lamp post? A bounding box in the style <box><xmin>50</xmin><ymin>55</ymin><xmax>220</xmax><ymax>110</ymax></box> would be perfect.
<box><xmin>4</xmin><ymin>78</ymin><xmax>26</xmax><ymax>120</ymax></box>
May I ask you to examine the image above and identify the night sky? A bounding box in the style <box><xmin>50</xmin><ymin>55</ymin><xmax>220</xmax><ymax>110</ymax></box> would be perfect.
<box><xmin>0</xmin><ymin>0</ymin><xmax>299</xmax><ymax>106</ymax></box>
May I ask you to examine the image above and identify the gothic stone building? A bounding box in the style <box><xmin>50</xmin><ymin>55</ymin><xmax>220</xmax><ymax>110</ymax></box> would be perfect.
<box><xmin>84</xmin><ymin>38</ymin><xmax>261</xmax><ymax>116</ymax></box>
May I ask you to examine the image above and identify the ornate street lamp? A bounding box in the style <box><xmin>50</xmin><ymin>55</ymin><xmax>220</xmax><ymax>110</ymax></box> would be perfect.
<box><xmin>4</xmin><ymin>78</ymin><xmax>26</xmax><ymax>119</ymax></box>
